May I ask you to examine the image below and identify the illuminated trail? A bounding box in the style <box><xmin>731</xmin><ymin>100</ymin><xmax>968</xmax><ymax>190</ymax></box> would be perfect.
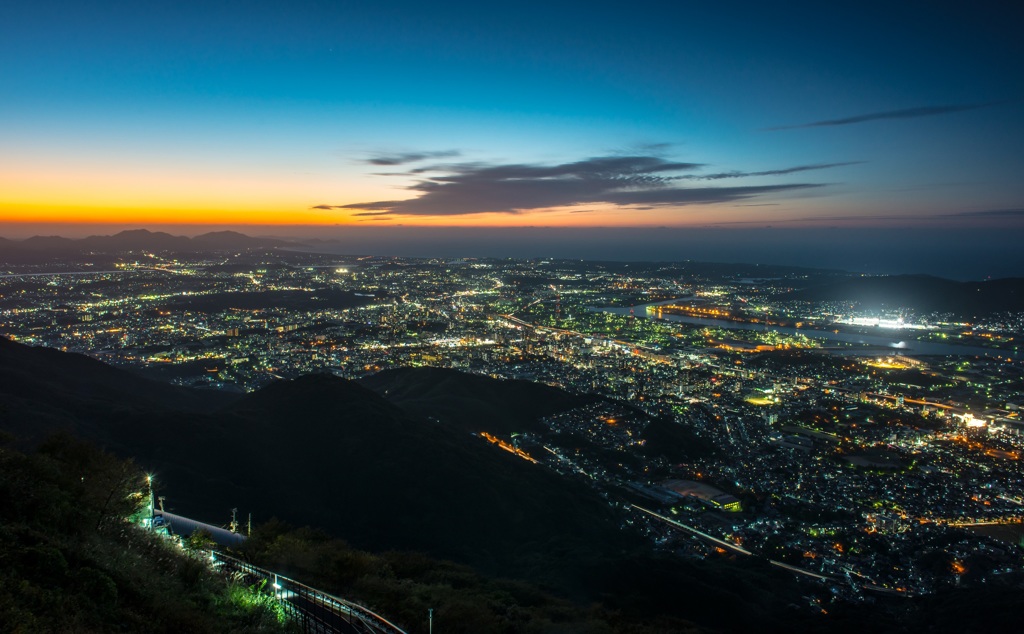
<box><xmin>0</xmin><ymin>270</ymin><xmax>126</xmax><ymax>278</ymax></box>
<box><xmin>631</xmin><ymin>505</ymin><xmax>752</xmax><ymax>555</ymax></box>
<box><xmin>542</xmin><ymin>445</ymin><xmax>596</xmax><ymax>479</ymax></box>
<box><xmin>632</xmin><ymin>505</ymin><xmax>835</xmax><ymax>582</ymax></box>
<box><xmin>479</xmin><ymin>432</ymin><xmax>538</xmax><ymax>463</ymax></box>
<box><xmin>766</xmin><ymin>558</ymin><xmax>832</xmax><ymax>581</ymax></box>
<box><xmin>863</xmin><ymin>392</ymin><xmax>959</xmax><ymax>411</ymax></box>
<box><xmin>944</xmin><ymin>519</ymin><xmax>1023</xmax><ymax>527</ymax></box>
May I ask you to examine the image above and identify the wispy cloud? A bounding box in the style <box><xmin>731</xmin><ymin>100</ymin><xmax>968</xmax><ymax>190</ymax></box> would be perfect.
<box><xmin>682</xmin><ymin>162</ymin><xmax>861</xmax><ymax>180</ymax></box>
<box><xmin>707</xmin><ymin>207</ymin><xmax>1024</xmax><ymax>226</ymax></box>
<box><xmin>364</xmin><ymin>150</ymin><xmax>461</xmax><ymax>166</ymax></box>
<box><xmin>950</xmin><ymin>208</ymin><xmax>1024</xmax><ymax>217</ymax></box>
<box><xmin>767</xmin><ymin>103</ymin><xmax>997</xmax><ymax>131</ymax></box>
<box><xmin>316</xmin><ymin>153</ymin><xmax>838</xmax><ymax>217</ymax></box>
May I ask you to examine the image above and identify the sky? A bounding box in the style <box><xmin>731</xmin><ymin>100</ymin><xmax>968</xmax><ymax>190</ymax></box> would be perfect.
<box><xmin>1</xmin><ymin>1</ymin><xmax>1023</xmax><ymax>275</ymax></box>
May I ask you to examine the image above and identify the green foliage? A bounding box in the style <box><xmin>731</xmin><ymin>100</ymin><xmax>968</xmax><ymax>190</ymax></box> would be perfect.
<box><xmin>238</xmin><ymin>520</ymin><xmax>704</xmax><ymax>634</ymax></box>
<box><xmin>74</xmin><ymin>566</ymin><xmax>119</xmax><ymax>611</ymax></box>
<box><xmin>34</xmin><ymin>432</ymin><xmax>149</xmax><ymax>534</ymax></box>
<box><xmin>227</xmin><ymin>580</ymin><xmax>290</xmax><ymax>627</ymax></box>
<box><xmin>185</xmin><ymin>528</ymin><xmax>217</xmax><ymax>553</ymax></box>
<box><xmin>0</xmin><ymin>436</ymin><xmax>295</xmax><ymax>633</ymax></box>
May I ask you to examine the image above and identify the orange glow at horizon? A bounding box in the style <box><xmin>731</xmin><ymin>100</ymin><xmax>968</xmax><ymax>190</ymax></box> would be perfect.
<box><xmin>0</xmin><ymin>198</ymin><xmax>808</xmax><ymax>228</ymax></box>
<box><xmin>6</xmin><ymin>158</ymin><xmax>1007</xmax><ymax>230</ymax></box>
<box><xmin>5</xmin><ymin>200</ymin><xmax>1016</xmax><ymax>231</ymax></box>
<box><xmin>1</xmin><ymin>160</ymin><xmax>838</xmax><ymax>228</ymax></box>
<box><xmin>0</xmin><ymin>202</ymin><xmax>365</xmax><ymax>227</ymax></box>
<box><xmin>5</xmin><ymin>162</ymin><xmax>1007</xmax><ymax>230</ymax></box>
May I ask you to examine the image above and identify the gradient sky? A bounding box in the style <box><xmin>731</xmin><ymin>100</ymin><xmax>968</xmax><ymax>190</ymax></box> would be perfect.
<box><xmin>2</xmin><ymin>1</ymin><xmax>1023</xmax><ymax>263</ymax></box>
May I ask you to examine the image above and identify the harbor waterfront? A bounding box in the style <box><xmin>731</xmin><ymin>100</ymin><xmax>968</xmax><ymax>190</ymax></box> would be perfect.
<box><xmin>594</xmin><ymin>300</ymin><xmax>1009</xmax><ymax>358</ymax></box>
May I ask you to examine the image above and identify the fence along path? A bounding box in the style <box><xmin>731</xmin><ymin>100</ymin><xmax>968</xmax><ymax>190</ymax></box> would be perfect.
<box><xmin>212</xmin><ymin>551</ymin><xmax>408</xmax><ymax>634</ymax></box>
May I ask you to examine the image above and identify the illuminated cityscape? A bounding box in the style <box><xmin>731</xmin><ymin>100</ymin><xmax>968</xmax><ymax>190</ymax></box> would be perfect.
<box><xmin>3</xmin><ymin>1</ymin><xmax>1023</xmax><ymax>630</ymax></box>
<box><xmin>2</xmin><ymin>242</ymin><xmax>1022</xmax><ymax>614</ymax></box>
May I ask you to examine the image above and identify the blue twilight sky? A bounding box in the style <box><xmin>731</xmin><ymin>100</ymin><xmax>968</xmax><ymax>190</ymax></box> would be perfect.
<box><xmin>1</xmin><ymin>1</ymin><xmax>1023</xmax><ymax>275</ymax></box>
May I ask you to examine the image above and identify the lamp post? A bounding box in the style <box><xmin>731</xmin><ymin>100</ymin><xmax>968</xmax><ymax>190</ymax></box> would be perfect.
<box><xmin>428</xmin><ymin>608</ymin><xmax>434</xmax><ymax>634</ymax></box>
<box><xmin>146</xmin><ymin>474</ymin><xmax>154</xmax><ymax>530</ymax></box>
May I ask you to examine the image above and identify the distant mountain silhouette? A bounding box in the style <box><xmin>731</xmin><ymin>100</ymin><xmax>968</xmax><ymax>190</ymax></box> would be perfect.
<box><xmin>19</xmin><ymin>235</ymin><xmax>77</xmax><ymax>249</ymax></box>
<box><xmin>191</xmin><ymin>230</ymin><xmax>284</xmax><ymax>248</ymax></box>
<box><xmin>0</xmin><ymin>229</ymin><xmax>294</xmax><ymax>263</ymax></box>
<box><xmin>781</xmin><ymin>274</ymin><xmax>1024</xmax><ymax>317</ymax></box>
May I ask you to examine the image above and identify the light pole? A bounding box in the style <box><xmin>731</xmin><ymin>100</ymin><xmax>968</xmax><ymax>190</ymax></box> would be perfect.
<box><xmin>428</xmin><ymin>608</ymin><xmax>433</xmax><ymax>634</ymax></box>
<box><xmin>146</xmin><ymin>474</ymin><xmax>154</xmax><ymax>530</ymax></box>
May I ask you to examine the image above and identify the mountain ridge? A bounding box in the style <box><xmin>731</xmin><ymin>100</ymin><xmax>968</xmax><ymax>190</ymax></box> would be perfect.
<box><xmin>0</xmin><ymin>229</ymin><xmax>294</xmax><ymax>263</ymax></box>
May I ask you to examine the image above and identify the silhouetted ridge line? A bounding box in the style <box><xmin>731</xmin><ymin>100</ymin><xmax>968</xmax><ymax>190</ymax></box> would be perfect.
<box><xmin>0</xmin><ymin>229</ymin><xmax>295</xmax><ymax>263</ymax></box>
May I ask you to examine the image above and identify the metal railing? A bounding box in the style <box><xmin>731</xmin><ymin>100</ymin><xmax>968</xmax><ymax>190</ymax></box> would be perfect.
<box><xmin>212</xmin><ymin>551</ymin><xmax>408</xmax><ymax>634</ymax></box>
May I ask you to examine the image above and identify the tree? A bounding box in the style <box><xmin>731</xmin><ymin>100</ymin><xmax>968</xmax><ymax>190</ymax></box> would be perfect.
<box><xmin>36</xmin><ymin>433</ymin><xmax>148</xmax><ymax>534</ymax></box>
<box><xmin>186</xmin><ymin>528</ymin><xmax>216</xmax><ymax>553</ymax></box>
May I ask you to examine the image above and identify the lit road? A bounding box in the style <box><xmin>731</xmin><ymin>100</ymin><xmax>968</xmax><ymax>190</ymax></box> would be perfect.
<box><xmin>632</xmin><ymin>505</ymin><xmax>834</xmax><ymax>582</ymax></box>
<box><xmin>765</xmin><ymin>558</ymin><xmax>832</xmax><ymax>581</ymax></box>
<box><xmin>944</xmin><ymin>519</ymin><xmax>1024</xmax><ymax>527</ymax></box>
<box><xmin>863</xmin><ymin>392</ymin><xmax>962</xmax><ymax>412</ymax></box>
<box><xmin>0</xmin><ymin>270</ymin><xmax>126</xmax><ymax>278</ymax></box>
<box><xmin>631</xmin><ymin>505</ymin><xmax>752</xmax><ymax>555</ymax></box>
<box><xmin>0</xmin><ymin>267</ymin><xmax>185</xmax><ymax>279</ymax></box>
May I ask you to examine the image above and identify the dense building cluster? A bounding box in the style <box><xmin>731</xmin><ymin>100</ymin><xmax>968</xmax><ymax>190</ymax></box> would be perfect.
<box><xmin>2</xmin><ymin>248</ymin><xmax>1022</xmax><ymax>605</ymax></box>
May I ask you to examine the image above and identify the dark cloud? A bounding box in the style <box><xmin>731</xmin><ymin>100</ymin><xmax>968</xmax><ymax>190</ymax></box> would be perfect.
<box><xmin>365</xmin><ymin>150</ymin><xmax>461</xmax><ymax>166</ymax></box>
<box><xmin>600</xmin><ymin>184</ymin><xmax>823</xmax><ymax>206</ymax></box>
<box><xmin>329</xmin><ymin>154</ymin><xmax>829</xmax><ymax>217</ymax></box>
<box><xmin>767</xmin><ymin>103</ymin><xmax>996</xmax><ymax>130</ymax></box>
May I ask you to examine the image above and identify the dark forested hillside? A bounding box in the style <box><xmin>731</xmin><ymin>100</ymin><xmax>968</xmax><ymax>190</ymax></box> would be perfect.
<box><xmin>0</xmin><ymin>435</ymin><xmax>293</xmax><ymax>633</ymax></box>
<box><xmin>359</xmin><ymin>366</ymin><xmax>592</xmax><ymax>435</ymax></box>
<box><xmin>0</xmin><ymin>338</ymin><xmax>633</xmax><ymax>589</ymax></box>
